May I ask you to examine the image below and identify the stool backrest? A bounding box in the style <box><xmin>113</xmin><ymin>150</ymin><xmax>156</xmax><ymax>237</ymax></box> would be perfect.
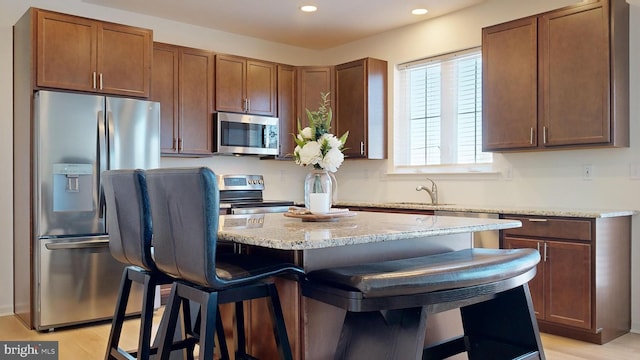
<box><xmin>145</xmin><ymin>167</ymin><xmax>221</xmax><ymax>287</ymax></box>
<box><xmin>102</xmin><ymin>169</ymin><xmax>156</xmax><ymax>272</ymax></box>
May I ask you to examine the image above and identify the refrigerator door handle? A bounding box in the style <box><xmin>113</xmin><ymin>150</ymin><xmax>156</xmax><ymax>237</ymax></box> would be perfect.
<box><xmin>45</xmin><ymin>238</ymin><xmax>110</xmax><ymax>250</ymax></box>
<box><xmin>107</xmin><ymin>110</ymin><xmax>115</xmax><ymax>170</ymax></box>
<box><xmin>98</xmin><ymin>110</ymin><xmax>107</xmax><ymax>219</ymax></box>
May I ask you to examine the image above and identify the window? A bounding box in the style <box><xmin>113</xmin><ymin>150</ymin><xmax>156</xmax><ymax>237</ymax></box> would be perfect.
<box><xmin>396</xmin><ymin>48</ymin><xmax>492</xmax><ymax>170</ymax></box>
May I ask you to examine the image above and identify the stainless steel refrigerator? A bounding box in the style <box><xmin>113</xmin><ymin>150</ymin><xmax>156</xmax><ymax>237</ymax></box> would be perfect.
<box><xmin>26</xmin><ymin>90</ymin><xmax>159</xmax><ymax>330</ymax></box>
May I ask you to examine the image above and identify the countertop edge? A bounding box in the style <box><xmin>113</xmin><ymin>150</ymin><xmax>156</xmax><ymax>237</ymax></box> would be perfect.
<box><xmin>335</xmin><ymin>202</ymin><xmax>638</xmax><ymax>218</ymax></box>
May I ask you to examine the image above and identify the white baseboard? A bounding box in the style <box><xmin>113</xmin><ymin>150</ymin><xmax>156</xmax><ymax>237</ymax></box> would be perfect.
<box><xmin>0</xmin><ymin>305</ymin><xmax>14</xmax><ymax>317</ymax></box>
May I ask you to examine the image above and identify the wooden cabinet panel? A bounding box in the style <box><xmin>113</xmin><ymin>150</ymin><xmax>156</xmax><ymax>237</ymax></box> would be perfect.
<box><xmin>482</xmin><ymin>0</ymin><xmax>629</xmax><ymax>152</ymax></box>
<box><xmin>215</xmin><ymin>55</ymin><xmax>276</xmax><ymax>116</ymax></box>
<box><xmin>247</xmin><ymin>60</ymin><xmax>277</xmax><ymax>116</ymax></box>
<box><xmin>503</xmin><ymin>217</ymin><xmax>591</xmax><ymax>241</ymax></box>
<box><xmin>215</xmin><ymin>55</ymin><xmax>245</xmax><ymax>113</ymax></box>
<box><xmin>505</xmin><ymin>237</ymin><xmax>591</xmax><ymax>329</ymax></box>
<box><xmin>33</xmin><ymin>8</ymin><xmax>151</xmax><ymax>97</ymax></box>
<box><xmin>98</xmin><ymin>22</ymin><xmax>151</xmax><ymax>97</ymax></box>
<box><xmin>502</xmin><ymin>214</ymin><xmax>631</xmax><ymax>344</ymax></box>
<box><xmin>179</xmin><ymin>48</ymin><xmax>215</xmax><ymax>155</ymax></box>
<box><xmin>277</xmin><ymin>65</ymin><xmax>296</xmax><ymax>158</ymax></box>
<box><xmin>503</xmin><ymin>238</ymin><xmax>545</xmax><ymax>319</ymax></box>
<box><xmin>296</xmin><ymin>66</ymin><xmax>334</xmax><ymax>126</ymax></box>
<box><xmin>545</xmin><ymin>241</ymin><xmax>591</xmax><ymax>329</ymax></box>
<box><xmin>36</xmin><ymin>10</ymin><xmax>97</xmax><ymax>92</ymax></box>
<box><xmin>151</xmin><ymin>43</ymin><xmax>179</xmax><ymax>153</ymax></box>
<box><xmin>152</xmin><ymin>42</ymin><xmax>214</xmax><ymax>156</ymax></box>
<box><xmin>335</xmin><ymin>58</ymin><xmax>387</xmax><ymax>159</ymax></box>
<box><xmin>482</xmin><ymin>17</ymin><xmax>538</xmax><ymax>151</ymax></box>
<box><xmin>540</xmin><ymin>3</ymin><xmax>609</xmax><ymax>146</ymax></box>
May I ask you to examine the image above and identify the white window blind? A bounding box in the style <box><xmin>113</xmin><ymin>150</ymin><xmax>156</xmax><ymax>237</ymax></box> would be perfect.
<box><xmin>396</xmin><ymin>48</ymin><xmax>491</xmax><ymax>169</ymax></box>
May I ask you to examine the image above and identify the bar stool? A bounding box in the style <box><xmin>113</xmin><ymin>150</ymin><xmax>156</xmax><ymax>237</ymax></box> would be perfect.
<box><xmin>302</xmin><ymin>248</ymin><xmax>545</xmax><ymax>360</ymax></box>
<box><xmin>145</xmin><ymin>167</ymin><xmax>305</xmax><ymax>360</ymax></box>
<box><xmin>102</xmin><ymin>169</ymin><xmax>224</xmax><ymax>360</ymax></box>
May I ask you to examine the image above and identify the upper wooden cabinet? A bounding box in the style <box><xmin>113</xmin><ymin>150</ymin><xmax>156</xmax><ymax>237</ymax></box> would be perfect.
<box><xmin>152</xmin><ymin>43</ymin><xmax>215</xmax><ymax>156</ymax></box>
<box><xmin>215</xmin><ymin>54</ymin><xmax>277</xmax><ymax>116</ymax></box>
<box><xmin>296</xmin><ymin>66</ymin><xmax>335</xmax><ymax>121</ymax></box>
<box><xmin>482</xmin><ymin>0</ymin><xmax>629</xmax><ymax>152</ymax></box>
<box><xmin>31</xmin><ymin>8</ymin><xmax>152</xmax><ymax>97</ymax></box>
<box><xmin>335</xmin><ymin>58</ymin><xmax>387</xmax><ymax>159</ymax></box>
<box><xmin>277</xmin><ymin>65</ymin><xmax>296</xmax><ymax>159</ymax></box>
<box><xmin>482</xmin><ymin>18</ymin><xmax>538</xmax><ymax>150</ymax></box>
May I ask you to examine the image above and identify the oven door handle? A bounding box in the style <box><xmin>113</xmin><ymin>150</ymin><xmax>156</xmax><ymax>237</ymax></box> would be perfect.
<box><xmin>231</xmin><ymin>206</ymin><xmax>291</xmax><ymax>214</ymax></box>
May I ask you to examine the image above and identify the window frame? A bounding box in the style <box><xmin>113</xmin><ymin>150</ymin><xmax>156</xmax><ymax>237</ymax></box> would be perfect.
<box><xmin>393</xmin><ymin>47</ymin><xmax>495</xmax><ymax>175</ymax></box>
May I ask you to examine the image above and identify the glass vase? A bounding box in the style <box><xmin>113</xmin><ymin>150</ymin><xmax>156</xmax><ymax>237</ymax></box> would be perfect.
<box><xmin>304</xmin><ymin>169</ymin><xmax>333</xmax><ymax>213</ymax></box>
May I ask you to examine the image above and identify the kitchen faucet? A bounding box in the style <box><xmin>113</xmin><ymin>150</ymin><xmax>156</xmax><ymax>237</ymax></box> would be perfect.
<box><xmin>416</xmin><ymin>178</ymin><xmax>438</xmax><ymax>205</ymax></box>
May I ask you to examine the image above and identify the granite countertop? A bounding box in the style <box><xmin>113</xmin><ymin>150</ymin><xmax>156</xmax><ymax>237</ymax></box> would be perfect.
<box><xmin>335</xmin><ymin>201</ymin><xmax>637</xmax><ymax>219</ymax></box>
<box><xmin>218</xmin><ymin>211</ymin><xmax>521</xmax><ymax>250</ymax></box>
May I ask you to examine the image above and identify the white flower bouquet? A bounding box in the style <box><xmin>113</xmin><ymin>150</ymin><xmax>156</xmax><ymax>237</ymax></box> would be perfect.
<box><xmin>293</xmin><ymin>92</ymin><xmax>348</xmax><ymax>172</ymax></box>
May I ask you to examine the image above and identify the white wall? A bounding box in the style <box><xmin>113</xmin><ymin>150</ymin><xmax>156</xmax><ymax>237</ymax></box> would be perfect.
<box><xmin>1</xmin><ymin>0</ymin><xmax>639</xmax><ymax>333</ymax></box>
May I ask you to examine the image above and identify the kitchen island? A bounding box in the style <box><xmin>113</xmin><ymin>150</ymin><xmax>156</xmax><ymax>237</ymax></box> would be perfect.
<box><xmin>217</xmin><ymin>211</ymin><xmax>522</xmax><ymax>360</ymax></box>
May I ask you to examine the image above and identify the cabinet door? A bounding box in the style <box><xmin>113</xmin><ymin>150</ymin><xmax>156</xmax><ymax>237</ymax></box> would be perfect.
<box><xmin>277</xmin><ymin>65</ymin><xmax>296</xmax><ymax>158</ymax></box>
<box><xmin>98</xmin><ymin>22</ymin><xmax>151</xmax><ymax>97</ymax></box>
<box><xmin>482</xmin><ymin>17</ymin><xmax>538</xmax><ymax>151</ymax></box>
<box><xmin>335</xmin><ymin>58</ymin><xmax>387</xmax><ymax>159</ymax></box>
<box><xmin>151</xmin><ymin>43</ymin><xmax>179</xmax><ymax>154</ymax></box>
<box><xmin>179</xmin><ymin>48</ymin><xmax>215</xmax><ymax>155</ymax></box>
<box><xmin>336</xmin><ymin>60</ymin><xmax>366</xmax><ymax>158</ymax></box>
<box><xmin>546</xmin><ymin>241</ymin><xmax>592</xmax><ymax>329</ymax></box>
<box><xmin>540</xmin><ymin>2</ymin><xmax>609</xmax><ymax>147</ymax></box>
<box><xmin>297</xmin><ymin>66</ymin><xmax>334</xmax><ymax>124</ymax></box>
<box><xmin>215</xmin><ymin>55</ymin><xmax>246</xmax><ymax>113</ymax></box>
<box><xmin>504</xmin><ymin>237</ymin><xmax>545</xmax><ymax>319</ymax></box>
<box><xmin>36</xmin><ymin>10</ymin><xmax>97</xmax><ymax>92</ymax></box>
<box><xmin>246</xmin><ymin>60</ymin><xmax>276</xmax><ymax>116</ymax></box>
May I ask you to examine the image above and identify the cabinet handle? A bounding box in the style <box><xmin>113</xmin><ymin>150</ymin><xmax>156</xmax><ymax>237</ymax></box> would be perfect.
<box><xmin>243</xmin><ymin>98</ymin><xmax>249</xmax><ymax>112</ymax></box>
<box><xmin>173</xmin><ymin>138</ymin><xmax>178</xmax><ymax>151</ymax></box>
<box><xmin>247</xmin><ymin>99</ymin><xmax>251</xmax><ymax>112</ymax></box>
<box><xmin>178</xmin><ymin>138</ymin><xmax>184</xmax><ymax>152</ymax></box>
<box><xmin>99</xmin><ymin>73</ymin><xmax>103</xmax><ymax>90</ymax></box>
<box><xmin>92</xmin><ymin>72</ymin><xmax>97</xmax><ymax>89</ymax></box>
<box><xmin>530</xmin><ymin>128</ymin><xmax>534</xmax><ymax>145</ymax></box>
<box><xmin>360</xmin><ymin>141</ymin><xmax>365</xmax><ymax>155</ymax></box>
<box><xmin>543</xmin><ymin>242</ymin><xmax>548</xmax><ymax>262</ymax></box>
<box><xmin>528</xmin><ymin>218</ymin><xmax>548</xmax><ymax>222</ymax></box>
<box><xmin>543</xmin><ymin>126</ymin><xmax>547</xmax><ymax>144</ymax></box>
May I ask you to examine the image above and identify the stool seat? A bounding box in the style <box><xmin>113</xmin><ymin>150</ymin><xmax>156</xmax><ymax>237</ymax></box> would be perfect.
<box><xmin>302</xmin><ymin>248</ymin><xmax>545</xmax><ymax>360</ymax></box>
<box><xmin>307</xmin><ymin>248</ymin><xmax>540</xmax><ymax>298</ymax></box>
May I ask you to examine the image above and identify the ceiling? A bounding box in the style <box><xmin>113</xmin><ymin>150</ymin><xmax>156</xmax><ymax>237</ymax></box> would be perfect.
<box><xmin>82</xmin><ymin>0</ymin><xmax>485</xmax><ymax>49</ymax></box>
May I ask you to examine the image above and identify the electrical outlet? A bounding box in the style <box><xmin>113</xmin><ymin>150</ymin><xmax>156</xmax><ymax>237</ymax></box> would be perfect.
<box><xmin>582</xmin><ymin>164</ymin><xmax>593</xmax><ymax>180</ymax></box>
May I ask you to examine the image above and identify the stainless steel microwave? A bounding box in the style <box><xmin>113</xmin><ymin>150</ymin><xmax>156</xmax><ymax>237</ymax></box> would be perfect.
<box><xmin>214</xmin><ymin>112</ymin><xmax>279</xmax><ymax>155</ymax></box>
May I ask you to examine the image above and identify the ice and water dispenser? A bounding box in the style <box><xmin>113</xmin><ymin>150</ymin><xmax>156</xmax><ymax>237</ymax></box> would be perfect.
<box><xmin>52</xmin><ymin>163</ymin><xmax>94</xmax><ymax>212</ymax></box>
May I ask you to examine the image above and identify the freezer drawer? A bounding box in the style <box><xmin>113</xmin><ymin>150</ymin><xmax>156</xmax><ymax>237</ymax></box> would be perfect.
<box><xmin>37</xmin><ymin>236</ymin><xmax>144</xmax><ymax>330</ymax></box>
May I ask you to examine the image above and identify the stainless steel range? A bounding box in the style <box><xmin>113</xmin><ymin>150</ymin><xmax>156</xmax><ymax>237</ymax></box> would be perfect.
<box><xmin>217</xmin><ymin>174</ymin><xmax>294</xmax><ymax>214</ymax></box>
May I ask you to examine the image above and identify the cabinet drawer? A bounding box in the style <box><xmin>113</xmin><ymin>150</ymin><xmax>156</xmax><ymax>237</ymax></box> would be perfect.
<box><xmin>503</xmin><ymin>216</ymin><xmax>592</xmax><ymax>241</ymax></box>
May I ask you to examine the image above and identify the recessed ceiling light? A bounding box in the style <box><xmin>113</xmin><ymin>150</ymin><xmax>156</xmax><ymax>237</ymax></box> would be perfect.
<box><xmin>412</xmin><ymin>8</ymin><xmax>429</xmax><ymax>15</ymax></box>
<box><xmin>301</xmin><ymin>5</ymin><xmax>318</xmax><ymax>13</ymax></box>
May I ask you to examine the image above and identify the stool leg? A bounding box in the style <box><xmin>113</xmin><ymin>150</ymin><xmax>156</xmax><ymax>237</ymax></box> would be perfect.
<box><xmin>334</xmin><ymin>307</ymin><xmax>428</xmax><ymax>360</ymax></box>
<box><xmin>266</xmin><ymin>283</ymin><xmax>294</xmax><ymax>360</ymax></box>
<box><xmin>460</xmin><ymin>284</ymin><xmax>545</xmax><ymax>360</ymax></box>
<box><xmin>198</xmin><ymin>291</ymin><xmax>220</xmax><ymax>360</ymax></box>
<box><xmin>136</xmin><ymin>273</ymin><xmax>157</xmax><ymax>360</ymax></box>
<box><xmin>105</xmin><ymin>269</ymin><xmax>133</xmax><ymax>360</ymax></box>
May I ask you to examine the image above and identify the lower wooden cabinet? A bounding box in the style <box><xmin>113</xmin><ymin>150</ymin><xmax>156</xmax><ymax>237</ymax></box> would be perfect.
<box><xmin>501</xmin><ymin>215</ymin><xmax>630</xmax><ymax>344</ymax></box>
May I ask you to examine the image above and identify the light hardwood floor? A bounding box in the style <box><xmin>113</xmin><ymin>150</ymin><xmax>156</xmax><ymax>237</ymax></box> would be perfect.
<box><xmin>0</xmin><ymin>309</ymin><xmax>638</xmax><ymax>359</ymax></box>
